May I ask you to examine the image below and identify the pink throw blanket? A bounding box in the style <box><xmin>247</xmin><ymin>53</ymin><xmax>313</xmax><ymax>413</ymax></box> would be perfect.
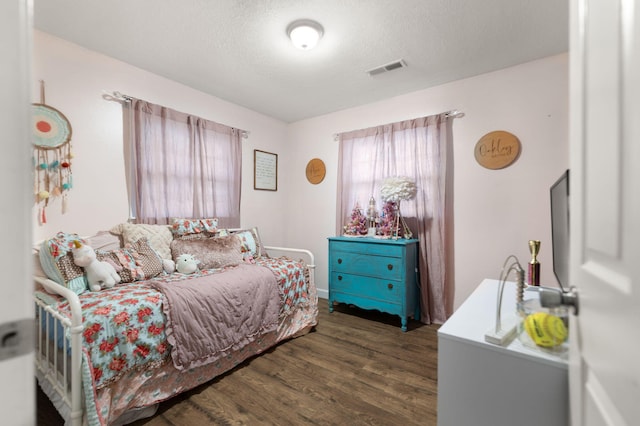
<box><xmin>150</xmin><ymin>264</ymin><xmax>280</xmax><ymax>371</ymax></box>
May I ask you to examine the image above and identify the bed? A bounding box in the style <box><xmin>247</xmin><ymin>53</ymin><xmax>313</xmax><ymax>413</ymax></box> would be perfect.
<box><xmin>33</xmin><ymin>222</ymin><xmax>318</xmax><ymax>426</ymax></box>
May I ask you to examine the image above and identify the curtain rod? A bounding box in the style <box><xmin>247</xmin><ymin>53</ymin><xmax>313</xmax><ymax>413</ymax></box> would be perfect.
<box><xmin>332</xmin><ymin>109</ymin><xmax>465</xmax><ymax>141</ymax></box>
<box><xmin>101</xmin><ymin>90</ymin><xmax>250</xmax><ymax>139</ymax></box>
<box><xmin>444</xmin><ymin>109</ymin><xmax>465</xmax><ymax>118</ymax></box>
<box><xmin>102</xmin><ymin>90</ymin><xmax>133</xmax><ymax>102</ymax></box>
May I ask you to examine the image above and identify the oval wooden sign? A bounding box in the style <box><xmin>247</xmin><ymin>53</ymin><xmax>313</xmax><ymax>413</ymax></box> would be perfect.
<box><xmin>305</xmin><ymin>158</ymin><xmax>326</xmax><ymax>184</ymax></box>
<box><xmin>474</xmin><ymin>130</ymin><xmax>521</xmax><ymax>170</ymax></box>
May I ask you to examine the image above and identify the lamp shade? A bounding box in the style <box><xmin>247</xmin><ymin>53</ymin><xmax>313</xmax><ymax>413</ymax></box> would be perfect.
<box><xmin>287</xmin><ymin>20</ymin><xmax>323</xmax><ymax>50</ymax></box>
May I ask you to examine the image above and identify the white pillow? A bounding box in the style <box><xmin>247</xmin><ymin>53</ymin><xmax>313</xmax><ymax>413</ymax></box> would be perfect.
<box><xmin>111</xmin><ymin>223</ymin><xmax>173</xmax><ymax>260</ymax></box>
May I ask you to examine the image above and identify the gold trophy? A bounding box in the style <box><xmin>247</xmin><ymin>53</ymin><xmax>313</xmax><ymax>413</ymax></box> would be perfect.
<box><xmin>528</xmin><ymin>240</ymin><xmax>541</xmax><ymax>286</ymax></box>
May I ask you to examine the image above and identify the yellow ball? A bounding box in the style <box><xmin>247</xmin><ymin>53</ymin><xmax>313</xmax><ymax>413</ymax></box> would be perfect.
<box><xmin>524</xmin><ymin>312</ymin><xmax>568</xmax><ymax>348</ymax></box>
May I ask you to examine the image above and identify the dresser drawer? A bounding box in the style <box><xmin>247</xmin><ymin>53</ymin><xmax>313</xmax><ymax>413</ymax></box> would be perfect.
<box><xmin>327</xmin><ymin>236</ymin><xmax>419</xmax><ymax>331</ymax></box>
<box><xmin>330</xmin><ymin>251</ymin><xmax>402</xmax><ymax>280</ymax></box>
<box><xmin>330</xmin><ymin>272</ymin><xmax>402</xmax><ymax>303</ymax></box>
<box><xmin>329</xmin><ymin>239</ymin><xmax>405</xmax><ymax>257</ymax></box>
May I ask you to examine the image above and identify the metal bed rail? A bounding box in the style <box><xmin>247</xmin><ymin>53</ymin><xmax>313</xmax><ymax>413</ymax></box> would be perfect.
<box><xmin>34</xmin><ymin>276</ymin><xmax>84</xmax><ymax>426</ymax></box>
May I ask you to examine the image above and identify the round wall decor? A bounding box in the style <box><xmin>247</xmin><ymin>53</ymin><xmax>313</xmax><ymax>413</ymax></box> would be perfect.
<box><xmin>305</xmin><ymin>158</ymin><xmax>326</xmax><ymax>184</ymax></box>
<box><xmin>31</xmin><ymin>91</ymin><xmax>74</xmax><ymax>224</ymax></box>
<box><xmin>33</xmin><ymin>103</ymin><xmax>72</xmax><ymax>149</ymax></box>
<box><xmin>474</xmin><ymin>130</ymin><xmax>521</xmax><ymax>170</ymax></box>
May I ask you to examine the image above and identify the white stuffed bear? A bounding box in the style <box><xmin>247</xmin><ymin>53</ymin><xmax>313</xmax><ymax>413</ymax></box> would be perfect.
<box><xmin>175</xmin><ymin>254</ymin><xmax>199</xmax><ymax>274</ymax></box>
<box><xmin>72</xmin><ymin>241</ymin><xmax>121</xmax><ymax>292</ymax></box>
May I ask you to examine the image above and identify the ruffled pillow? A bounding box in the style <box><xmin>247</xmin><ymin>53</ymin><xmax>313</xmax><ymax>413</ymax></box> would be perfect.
<box><xmin>171</xmin><ymin>218</ymin><xmax>219</xmax><ymax>238</ymax></box>
<box><xmin>96</xmin><ymin>238</ymin><xmax>164</xmax><ymax>283</ymax></box>
<box><xmin>39</xmin><ymin>232</ymin><xmax>88</xmax><ymax>295</ymax></box>
<box><xmin>170</xmin><ymin>235</ymin><xmax>242</xmax><ymax>270</ymax></box>
<box><xmin>218</xmin><ymin>227</ymin><xmax>266</xmax><ymax>259</ymax></box>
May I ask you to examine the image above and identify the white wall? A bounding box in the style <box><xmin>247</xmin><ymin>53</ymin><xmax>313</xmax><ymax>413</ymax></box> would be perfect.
<box><xmin>33</xmin><ymin>30</ymin><xmax>569</xmax><ymax>312</ymax></box>
<box><xmin>32</xmin><ymin>31</ymin><xmax>290</xmax><ymax>246</ymax></box>
<box><xmin>287</xmin><ymin>54</ymin><xmax>569</xmax><ymax>310</ymax></box>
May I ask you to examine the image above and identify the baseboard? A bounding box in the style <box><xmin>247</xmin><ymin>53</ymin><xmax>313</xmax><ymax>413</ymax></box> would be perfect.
<box><xmin>316</xmin><ymin>288</ymin><xmax>328</xmax><ymax>300</ymax></box>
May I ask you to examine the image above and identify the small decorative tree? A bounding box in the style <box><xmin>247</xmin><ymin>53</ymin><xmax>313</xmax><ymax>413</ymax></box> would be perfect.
<box><xmin>379</xmin><ymin>201</ymin><xmax>399</xmax><ymax>237</ymax></box>
<box><xmin>343</xmin><ymin>203</ymin><xmax>368</xmax><ymax>236</ymax></box>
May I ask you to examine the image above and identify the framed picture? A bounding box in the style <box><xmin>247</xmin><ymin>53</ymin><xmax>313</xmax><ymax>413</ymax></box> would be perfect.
<box><xmin>254</xmin><ymin>149</ymin><xmax>278</xmax><ymax>191</ymax></box>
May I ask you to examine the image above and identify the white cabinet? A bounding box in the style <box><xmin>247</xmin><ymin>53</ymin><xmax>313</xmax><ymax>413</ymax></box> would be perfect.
<box><xmin>437</xmin><ymin>279</ymin><xmax>568</xmax><ymax>426</ymax></box>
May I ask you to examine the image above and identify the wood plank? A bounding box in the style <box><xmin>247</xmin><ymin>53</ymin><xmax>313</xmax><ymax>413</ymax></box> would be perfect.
<box><xmin>37</xmin><ymin>298</ymin><xmax>441</xmax><ymax>425</ymax></box>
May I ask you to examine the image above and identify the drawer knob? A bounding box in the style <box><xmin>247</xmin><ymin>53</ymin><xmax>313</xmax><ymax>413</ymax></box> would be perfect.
<box><xmin>387</xmin><ymin>283</ymin><xmax>394</xmax><ymax>290</ymax></box>
<box><xmin>387</xmin><ymin>264</ymin><xmax>393</xmax><ymax>270</ymax></box>
<box><xmin>338</xmin><ymin>258</ymin><xmax>343</xmax><ymax>264</ymax></box>
<box><xmin>338</xmin><ymin>275</ymin><xmax>343</xmax><ymax>281</ymax></box>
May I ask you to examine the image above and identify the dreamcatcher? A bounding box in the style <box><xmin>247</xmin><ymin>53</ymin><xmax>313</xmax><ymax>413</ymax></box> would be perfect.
<box><xmin>33</xmin><ymin>81</ymin><xmax>73</xmax><ymax>224</ymax></box>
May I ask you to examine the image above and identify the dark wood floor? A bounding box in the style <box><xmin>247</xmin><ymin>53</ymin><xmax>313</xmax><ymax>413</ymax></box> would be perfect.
<box><xmin>38</xmin><ymin>298</ymin><xmax>440</xmax><ymax>425</ymax></box>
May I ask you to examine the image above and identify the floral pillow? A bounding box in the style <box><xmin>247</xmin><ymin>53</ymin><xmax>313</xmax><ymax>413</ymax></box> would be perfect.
<box><xmin>96</xmin><ymin>238</ymin><xmax>164</xmax><ymax>283</ymax></box>
<box><xmin>170</xmin><ymin>235</ymin><xmax>242</xmax><ymax>270</ymax></box>
<box><xmin>171</xmin><ymin>218</ymin><xmax>219</xmax><ymax>238</ymax></box>
<box><xmin>39</xmin><ymin>232</ymin><xmax>88</xmax><ymax>295</ymax></box>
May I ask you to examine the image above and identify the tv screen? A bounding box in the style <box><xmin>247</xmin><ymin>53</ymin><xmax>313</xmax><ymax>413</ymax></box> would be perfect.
<box><xmin>550</xmin><ymin>169</ymin><xmax>570</xmax><ymax>291</ymax></box>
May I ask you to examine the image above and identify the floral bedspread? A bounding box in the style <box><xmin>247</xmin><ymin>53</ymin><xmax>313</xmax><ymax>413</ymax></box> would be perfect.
<box><xmin>256</xmin><ymin>256</ymin><xmax>310</xmax><ymax>313</ymax></box>
<box><xmin>35</xmin><ymin>257</ymin><xmax>310</xmax><ymax>393</ymax></box>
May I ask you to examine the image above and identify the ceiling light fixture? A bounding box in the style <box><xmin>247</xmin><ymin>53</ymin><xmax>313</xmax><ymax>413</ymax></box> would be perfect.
<box><xmin>287</xmin><ymin>19</ymin><xmax>324</xmax><ymax>50</ymax></box>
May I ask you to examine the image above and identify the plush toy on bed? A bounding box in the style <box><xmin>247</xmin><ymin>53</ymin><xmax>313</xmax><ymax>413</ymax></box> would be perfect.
<box><xmin>162</xmin><ymin>258</ymin><xmax>176</xmax><ymax>274</ymax></box>
<box><xmin>72</xmin><ymin>240</ymin><xmax>121</xmax><ymax>291</ymax></box>
<box><xmin>175</xmin><ymin>254</ymin><xmax>199</xmax><ymax>274</ymax></box>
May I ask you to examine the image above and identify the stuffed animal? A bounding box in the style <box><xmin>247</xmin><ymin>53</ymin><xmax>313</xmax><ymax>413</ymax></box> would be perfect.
<box><xmin>175</xmin><ymin>254</ymin><xmax>199</xmax><ymax>274</ymax></box>
<box><xmin>162</xmin><ymin>258</ymin><xmax>176</xmax><ymax>274</ymax></box>
<box><xmin>72</xmin><ymin>240</ymin><xmax>121</xmax><ymax>291</ymax></box>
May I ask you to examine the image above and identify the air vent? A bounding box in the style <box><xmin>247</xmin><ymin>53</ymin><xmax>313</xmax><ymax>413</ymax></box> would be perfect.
<box><xmin>366</xmin><ymin>59</ymin><xmax>407</xmax><ymax>76</ymax></box>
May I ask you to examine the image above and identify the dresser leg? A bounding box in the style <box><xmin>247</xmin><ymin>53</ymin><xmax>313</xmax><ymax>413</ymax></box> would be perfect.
<box><xmin>328</xmin><ymin>299</ymin><xmax>334</xmax><ymax>313</ymax></box>
<box><xmin>401</xmin><ymin>317</ymin><xmax>408</xmax><ymax>332</ymax></box>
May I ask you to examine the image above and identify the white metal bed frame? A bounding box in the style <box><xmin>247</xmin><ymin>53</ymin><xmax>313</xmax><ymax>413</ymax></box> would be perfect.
<box><xmin>34</xmin><ymin>275</ymin><xmax>84</xmax><ymax>426</ymax></box>
<box><xmin>34</xmin><ymin>246</ymin><xmax>315</xmax><ymax>426</ymax></box>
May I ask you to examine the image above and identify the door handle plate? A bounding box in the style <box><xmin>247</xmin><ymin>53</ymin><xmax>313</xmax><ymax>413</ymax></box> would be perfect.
<box><xmin>0</xmin><ymin>318</ymin><xmax>33</xmax><ymax>361</ymax></box>
<box><xmin>539</xmin><ymin>286</ymin><xmax>580</xmax><ymax>315</ymax></box>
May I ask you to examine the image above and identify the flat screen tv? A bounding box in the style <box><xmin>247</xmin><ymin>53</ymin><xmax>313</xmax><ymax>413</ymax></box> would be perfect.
<box><xmin>550</xmin><ymin>169</ymin><xmax>570</xmax><ymax>291</ymax></box>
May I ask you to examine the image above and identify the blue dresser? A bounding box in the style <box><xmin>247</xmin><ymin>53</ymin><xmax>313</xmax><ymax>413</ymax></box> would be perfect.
<box><xmin>327</xmin><ymin>236</ymin><xmax>420</xmax><ymax>331</ymax></box>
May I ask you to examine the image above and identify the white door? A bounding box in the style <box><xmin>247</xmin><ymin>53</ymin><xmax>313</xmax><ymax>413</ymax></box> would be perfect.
<box><xmin>569</xmin><ymin>0</ymin><xmax>640</xmax><ymax>424</ymax></box>
<box><xmin>0</xmin><ymin>1</ymin><xmax>34</xmax><ymax>425</ymax></box>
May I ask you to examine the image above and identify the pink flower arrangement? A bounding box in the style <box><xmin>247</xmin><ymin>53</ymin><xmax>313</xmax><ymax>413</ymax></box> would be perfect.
<box><xmin>344</xmin><ymin>204</ymin><xmax>368</xmax><ymax>235</ymax></box>
<box><xmin>379</xmin><ymin>201</ymin><xmax>399</xmax><ymax>237</ymax></box>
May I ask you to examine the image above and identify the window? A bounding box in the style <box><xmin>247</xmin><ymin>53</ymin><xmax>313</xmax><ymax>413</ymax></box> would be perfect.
<box><xmin>336</xmin><ymin>113</ymin><xmax>455</xmax><ymax>324</ymax></box>
<box><xmin>126</xmin><ymin>99</ymin><xmax>243</xmax><ymax>227</ymax></box>
<box><xmin>337</xmin><ymin>124</ymin><xmax>428</xmax><ymax>231</ymax></box>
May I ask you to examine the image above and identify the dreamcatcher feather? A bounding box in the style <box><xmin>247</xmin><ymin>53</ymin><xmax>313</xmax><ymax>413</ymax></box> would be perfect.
<box><xmin>33</xmin><ymin>81</ymin><xmax>73</xmax><ymax>224</ymax></box>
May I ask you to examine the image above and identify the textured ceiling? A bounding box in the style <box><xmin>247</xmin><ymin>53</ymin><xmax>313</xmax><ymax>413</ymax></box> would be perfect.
<box><xmin>34</xmin><ymin>0</ymin><xmax>568</xmax><ymax>123</ymax></box>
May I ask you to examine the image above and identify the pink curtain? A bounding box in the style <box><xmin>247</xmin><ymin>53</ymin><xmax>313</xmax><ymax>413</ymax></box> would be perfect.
<box><xmin>126</xmin><ymin>99</ymin><xmax>243</xmax><ymax>227</ymax></box>
<box><xmin>337</xmin><ymin>113</ymin><xmax>455</xmax><ymax>324</ymax></box>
